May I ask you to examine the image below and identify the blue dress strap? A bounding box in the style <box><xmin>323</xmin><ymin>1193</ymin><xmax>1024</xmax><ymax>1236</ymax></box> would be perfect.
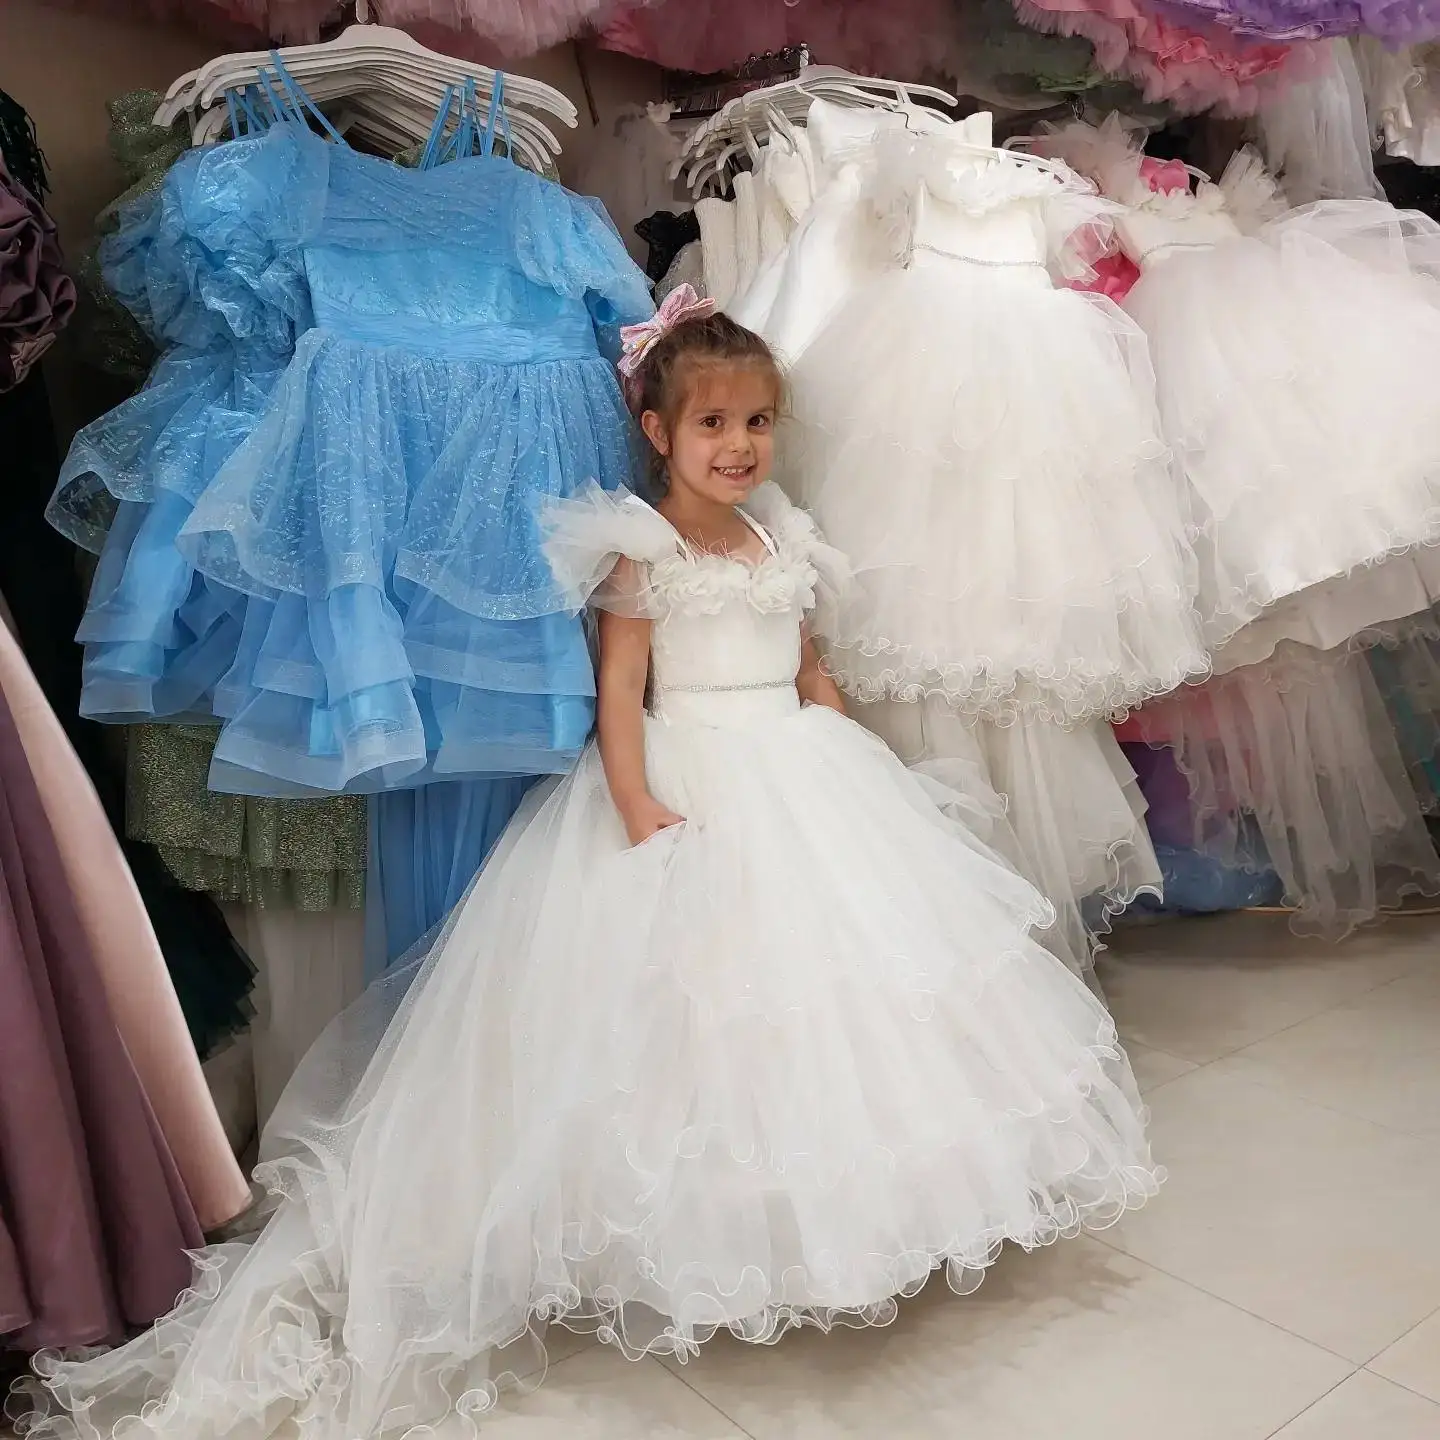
<box><xmin>454</xmin><ymin>77</ymin><xmax>479</xmax><ymax>160</ymax></box>
<box><xmin>481</xmin><ymin>72</ymin><xmax>513</xmax><ymax>159</ymax></box>
<box><xmin>226</xmin><ymin>82</ymin><xmax>274</xmax><ymax>138</ymax></box>
<box><xmin>418</xmin><ymin>83</ymin><xmax>457</xmax><ymax>170</ymax></box>
<box><xmin>266</xmin><ymin>49</ymin><xmax>345</xmax><ymax>143</ymax></box>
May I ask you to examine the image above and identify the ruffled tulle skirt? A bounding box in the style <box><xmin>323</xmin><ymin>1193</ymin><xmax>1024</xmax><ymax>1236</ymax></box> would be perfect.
<box><xmin>55</xmin><ymin>332</ymin><xmax>640</xmax><ymax>795</ymax></box>
<box><xmin>1125</xmin><ymin>203</ymin><xmax>1440</xmax><ymax>651</ymax></box>
<box><xmin>13</xmin><ymin>700</ymin><xmax>1159</xmax><ymax>1440</ymax></box>
<box><xmin>1129</xmin><ymin>642</ymin><xmax>1440</xmax><ymax>937</ymax></box>
<box><xmin>859</xmin><ymin>696</ymin><xmax>1162</xmax><ymax>976</ymax></box>
<box><xmin>783</xmin><ymin>265</ymin><xmax>1208</xmax><ymax>725</ymax></box>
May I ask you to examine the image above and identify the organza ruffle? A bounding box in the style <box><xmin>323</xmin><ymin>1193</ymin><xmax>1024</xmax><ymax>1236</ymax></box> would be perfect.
<box><xmin>1129</xmin><ymin>643</ymin><xmax>1440</xmax><ymax>937</ymax></box>
<box><xmin>1367</xmin><ymin>620</ymin><xmax>1440</xmax><ymax>815</ymax></box>
<box><xmin>598</xmin><ymin>0</ymin><xmax>964</xmax><ymax>87</ymax></box>
<box><xmin>1014</xmin><ymin>0</ymin><xmax>1322</xmax><ymax>113</ymax></box>
<box><xmin>10</xmin><ymin>703</ymin><xmax>1158</xmax><ymax>1440</ymax></box>
<box><xmin>539</xmin><ymin>480</ymin><xmax>852</xmax><ymax>639</ymax></box>
<box><xmin>860</xmin><ymin>696</ymin><xmax>1163</xmax><ymax>977</ymax></box>
<box><xmin>56</xmin><ymin>119</ymin><xmax>653</xmax><ymax>794</ymax></box>
<box><xmin>784</xmin><ymin>266</ymin><xmax>1208</xmax><ymax>725</ymax></box>
<box><xmin>1123</xmin><ymin>202</ymin><xmax>1440</xmax><ymax>648</ymax></box>
<box><xmin>1151</xmin><ymin>0</ymin><xmax>1440</xmax><ymax>42</ymax></box>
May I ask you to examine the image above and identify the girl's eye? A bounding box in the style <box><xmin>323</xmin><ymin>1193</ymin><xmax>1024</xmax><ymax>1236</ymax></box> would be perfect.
<box><xmin>749</xmin><ymin>414</ymin><xmax>772</xmax><ymax>430</ymax></box>
<box><xmin>699</xmin><ymin>415</ymin><xmax>722</xmax><ymax>429</ymax></box>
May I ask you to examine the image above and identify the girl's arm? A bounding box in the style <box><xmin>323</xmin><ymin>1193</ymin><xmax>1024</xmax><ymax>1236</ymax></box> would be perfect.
<box><xmin>797</xmin><ymin>633</ymin><xmax>847</xmax><ymax>716</ymax></box>
<box><xmin>597</xmin><ymin>600</ymin><xmax>685</xmax><ymax>846</ymax></box>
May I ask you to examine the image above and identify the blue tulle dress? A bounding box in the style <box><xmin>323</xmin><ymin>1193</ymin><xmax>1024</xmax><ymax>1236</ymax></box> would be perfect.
<box><xmin>52</xmin><ymin>99</ymin><xmax>651</xmax><ymax>800</ymax></box>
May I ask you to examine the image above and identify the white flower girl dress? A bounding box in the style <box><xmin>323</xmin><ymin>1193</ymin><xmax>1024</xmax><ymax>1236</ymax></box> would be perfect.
<box><xmin>14</xmin><ymin>484</ymin><xmax>1158</xmax><ymax>1440</ymax></box>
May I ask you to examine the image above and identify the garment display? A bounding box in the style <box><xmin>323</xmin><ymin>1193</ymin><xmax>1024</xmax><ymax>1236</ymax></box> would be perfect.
<box><xmin>0</xmin><ymin>622</ymin><xmax>250</xmax><ymax>1234</ymax></box>
<box><xmin>780</xmin><ymin>111</ymin><xmax>1206</xmax><ymax>723</ymax></box>
<box><xmin>598</xmin><ymin>0</ymin><xmax>962</xmax><ymax>80</ymax></box>
<box><xmin>1256</xmin><ymin>40</ymin><xmax>1382</xmax><ymax>203</ymax></box>
<box><xmin>366</xmin><ymin>775</ymin><xmax>536</xmax><ymax>972</ymax></box>
<box><xmin>1014</xmin><ymin>0</ymin><xmax>1322</xmax><ymax>114</ymax></box>
<box><xmin>1152</xmin><ymin>0</ymin><xmax>1440</xmax><ymax>40</ymax></box>
<box><xmin>0</xmin><ymin>679</ymin><xmax>204</xmax><ymax>1354</ymax></box>
<box><xmin>221</xmin><ymin>905</ymin><xmax>367</xmax><ymax>1130</ymax></box>
<box><xmin>1356</xmin><ymin>37</ymin><xmax>1440</xmax><ymax>167</ymax></box>
<box><xmin>1127</xmin><ymin>642</ymin><xmax>1440</xmax><ymax>935</ymax></box>
<box><xmin>12</xmin><ymin>479</ymin><xmax>1158</xmax><ymax>1438</ymax></box>
<box><xmin>861</xmin><ymin>696</ymin><xmax>1165</xmax><ymax>971</ymax></box>
<box><xmin>655</xmin><ymin>238</ymin><xmax>706</xmax><ymax>301</ymax></box>
<box><xmin>634</xmin><ymin>207</ymin><xmax>698</xmax><ymax>282</ymax></box>
<box><xmin>53</xmin><ymin>80</ymin><xmax>651</xmax><ymax>799</ymax></box>
<box><xmin>0</xmin><ymin>102</ymin><xmax>255</xmax><ymax>1062</ymax></box>
<box><xmin>0</xmin><ymin>157</ymin><xmax>76</xmax><ymax>392</ymax></box>
<box><xmin>71</xmin><ymin>91</ymin><xmax>189</xmax><ymax>388</ymax></box>
<box><xmin>1367</xmin><ymin>622</ymin><xmax>1440</xmax><ymax>814</ymax></box>
<box><xmin>732</xmin><ymin>99</ymin><xmax>954</xmax><ymax>364</ymax></box>
<box><xmin>127</xmin><ymin>726</ymin><xmax>367</xmax><ymax>911</ymax></box>
<box><xmin>1044</xmin><ymin>118</ymin><xmax>1440</xmax><ymax>656</ymax></box>
<box><xmin>721</xmin><ymin>99</ymin><xmax>1193</xmax><ymax>968</ymax></box>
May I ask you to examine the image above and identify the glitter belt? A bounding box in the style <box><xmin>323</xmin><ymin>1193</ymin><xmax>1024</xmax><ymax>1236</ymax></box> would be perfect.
<box><xmin>656</xmin><ymin>679</ymin><xmax>794</xmax><ymax>694</ymax></box>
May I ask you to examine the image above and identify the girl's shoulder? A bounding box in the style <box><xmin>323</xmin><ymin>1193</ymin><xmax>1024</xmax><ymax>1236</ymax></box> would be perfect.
<box><xmin>540</xmin><ymin>483</ymin><xmax>678</xmax><ymax>616</ymax></box>
<box><xmin>540</xmin><ymin>482</ymin><xmax>852</xmax><ymax>626</ymax></box>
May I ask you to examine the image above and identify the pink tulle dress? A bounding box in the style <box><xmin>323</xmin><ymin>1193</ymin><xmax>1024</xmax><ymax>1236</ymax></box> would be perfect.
<box><xmin>1014</xmin><ymin>0</ymin><xmax>1323</xmax><ymax>112</ymax></box>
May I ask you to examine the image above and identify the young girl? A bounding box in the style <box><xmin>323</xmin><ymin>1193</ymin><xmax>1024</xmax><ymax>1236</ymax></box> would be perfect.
<box><xmin>14</xmin><ymin>290</ymin><xmax>1159</xmax><ymax>1440</ymax></box>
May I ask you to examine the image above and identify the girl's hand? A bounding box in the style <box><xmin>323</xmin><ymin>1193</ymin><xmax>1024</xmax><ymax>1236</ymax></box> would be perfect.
<box><xmin>620</xmin><ymin>794</ymin><xmax>686</xmax><ymax>847</ymax></box>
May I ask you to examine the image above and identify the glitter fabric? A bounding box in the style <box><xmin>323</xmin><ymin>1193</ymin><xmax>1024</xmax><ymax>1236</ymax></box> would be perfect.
<box><xmin>127</xmin><ymin>724</ymin><xmax>366</xmax><ymax>910</ymax></box>
<box><xmin>52</xmin><ymin>110</ymin><xmax>652</xmax><ymax>797</ymax></box>
<box><xmin>72</xmin><ymin>91</ymin><xmax>188</xmax><ymax>388</ymax></box>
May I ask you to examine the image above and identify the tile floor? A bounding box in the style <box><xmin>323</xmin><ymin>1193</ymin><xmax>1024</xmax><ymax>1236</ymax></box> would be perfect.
<box><xmin>477</xmin><ymin>909</ymin><xmax>1440</xmax><ymax>1440</ymax></box>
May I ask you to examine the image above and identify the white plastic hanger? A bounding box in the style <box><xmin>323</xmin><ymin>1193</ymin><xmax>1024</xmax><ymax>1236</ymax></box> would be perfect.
<box><xmin>676</xmin><ymin>66</ymin><xmax>958</xmax><ymax>193</ymax></box>
<box><xmin>157</xmin><ymin>10</ymin><xmax>574</xmax><ymax>171</ymax></box>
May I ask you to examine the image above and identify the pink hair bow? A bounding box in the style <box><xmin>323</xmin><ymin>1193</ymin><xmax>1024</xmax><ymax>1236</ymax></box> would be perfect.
<box><xmin>1140</xmin><ymin>156</ymin><xmax>1191</xmax><ymax>196</ymax></box>
<box><xmin>617</xmin><ymin>284</ymin><xmax>717</xmax><ymax>385</ymax></box>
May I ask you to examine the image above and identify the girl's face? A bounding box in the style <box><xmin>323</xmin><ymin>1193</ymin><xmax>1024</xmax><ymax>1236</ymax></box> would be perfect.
<box><xmin>642</xmin><ymin>363</ymin><xmax>778</xmax><ymax>507</ymax></box>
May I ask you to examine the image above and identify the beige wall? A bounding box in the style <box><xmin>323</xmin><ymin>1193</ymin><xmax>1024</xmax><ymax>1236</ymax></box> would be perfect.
<box><xmin>0</xmin><ymin>0</ymin><xmax>662</xmax><ymax>439</ymax></box>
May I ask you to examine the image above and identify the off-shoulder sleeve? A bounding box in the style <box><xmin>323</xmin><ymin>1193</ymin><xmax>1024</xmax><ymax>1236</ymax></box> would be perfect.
<box><xmin>508</xmin><ymin>172</ymin><xmax>655</xmax><ymax>350</ymax></box>
<box><xmin>741</xmin><ymin>482</ymin><xmax>853</xmax><ymax>636</ymax></box>
<box><xmin>100</xmin><ymin>124</ymin><xmax>324</xmax><ymax>354</ymax></box>
<box><xmin>540</xmin><ymin>483</ymin><xmax>680</xmax><ymax>619</ymax></box>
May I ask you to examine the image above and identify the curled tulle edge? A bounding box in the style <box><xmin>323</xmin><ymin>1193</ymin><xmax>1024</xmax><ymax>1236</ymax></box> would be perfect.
<box><xmin>823</xmin><ymin>631</ymin><xmax>1213</xmax><ymax>727</ymax></box>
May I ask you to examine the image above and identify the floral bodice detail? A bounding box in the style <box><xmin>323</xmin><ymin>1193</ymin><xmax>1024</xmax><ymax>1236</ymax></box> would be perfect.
<box><xmin>541</xmin><ymin>482</ymin><xmax>850</xmax><ymax>697</ymax></box>
<box><xmin>640</xmin><ymin>496</ymin><xmax>828</xmax><ymax>620</ymax></box>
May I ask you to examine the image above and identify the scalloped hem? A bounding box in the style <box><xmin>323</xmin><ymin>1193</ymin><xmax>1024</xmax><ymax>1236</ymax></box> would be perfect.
<box><xmin>10</xmin><ymin>1149</ymin><xmax>1161</xmax><ymax>1440</ymax></box>
<box><xmin>824</xmin><ymin>633</ymin><xmax>1212</xmax><ymax>727</ymax></box>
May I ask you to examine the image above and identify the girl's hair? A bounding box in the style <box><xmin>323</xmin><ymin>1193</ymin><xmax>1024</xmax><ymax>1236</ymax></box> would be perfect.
<box><xmin>628</xmin><ymin>310</ymin><xmax>785</xmax><ymax>489</ymax></box>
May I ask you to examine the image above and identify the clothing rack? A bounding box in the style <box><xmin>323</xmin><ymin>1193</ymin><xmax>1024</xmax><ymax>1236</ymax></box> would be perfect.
<box><xmin>662</xmin><ymin>46</ymin><xmax>813</xmax><ymax>121</ymax></box>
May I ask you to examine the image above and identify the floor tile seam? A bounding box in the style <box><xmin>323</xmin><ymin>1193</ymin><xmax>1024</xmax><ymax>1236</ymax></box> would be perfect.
<box><xmin>1171</xmin><ymin>1053</ymin><xmax>1439</xmax><ymax>1140</ymax></box>
<box><xmin>1084</xmin><ymin>1236</ymin><xmax>1375</xmax><ymax>1368</ymax></box>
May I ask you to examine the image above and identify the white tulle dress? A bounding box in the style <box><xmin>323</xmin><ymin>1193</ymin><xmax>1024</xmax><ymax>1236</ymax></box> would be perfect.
<box><xmin>780</xmin><ymin>115</ymin><xmax>1208</xmax><ymax>726</ymax></box>
<box><xmin>11</xmin><ymin>483</ymin><xmax>1159</xmax><ymax>1440</ymax></box>
<box><xmin>1045</xmin><ymin>119</ymin><xmax>1440</xmax><ymax>656</ymax></box>
<box><xmin>738</xmin><ymin>107</ymin><xmax>1197</xmax><ymax>966</ymax></box>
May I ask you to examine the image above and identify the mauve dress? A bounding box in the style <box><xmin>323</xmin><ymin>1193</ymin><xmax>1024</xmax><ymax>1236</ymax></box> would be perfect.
<box><xmin>0</xmin><ymin>617</ymin><xmax>251</xmax><ymax>1232</ymax></box>
<box><xmin>0</xmin><ymin>680</ymin><xmax>202</xmax><ymax>1352</ymax></box>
